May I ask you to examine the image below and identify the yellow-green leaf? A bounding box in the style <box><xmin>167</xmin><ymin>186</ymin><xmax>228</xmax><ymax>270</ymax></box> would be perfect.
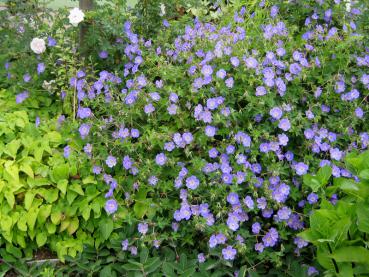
<box><xmin>36</xmin><ymin>231</ymin><xmax>47</xmax><ymax>247</ymax></box>
<box><xmin>57</xmin><ymin>179</ymin><xmax>68</xmax><ymax>195</ymax></box>
<box><xmin>20</xmin><ymin>163</ymin><xmax>34</xmax><ymax>178</ymax></box>
<box><xmin>24</xmin><ymin>191</ymin><xmax>35</xmax><ymax>210</ymax></box>
<box><xmin>67</xmin><ymin>218</ymin><xmax>79</xmax><ymax>235</ymax></box>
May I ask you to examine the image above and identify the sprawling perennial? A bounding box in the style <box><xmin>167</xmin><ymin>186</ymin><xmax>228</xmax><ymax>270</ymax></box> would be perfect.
<box><xmin>67</xmin><ymin>3</ymin><xmax>368</xmax><ymax>269</ymax></box>
<box><xmin>15</xmin><ymin>0</ymin><xmax>368</xmax><ymax>274</ymax></box>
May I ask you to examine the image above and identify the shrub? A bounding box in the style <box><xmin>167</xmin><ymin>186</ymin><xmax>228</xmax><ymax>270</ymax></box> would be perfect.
<box><xmin>0</xmin><ymin>108</ymin><xmax>109</xmax><ymax>261</ymax></box>
<box><xmin>299</xmin><ymin>150</ymin><xmax>369</xmax><ymax>275</ymax></box>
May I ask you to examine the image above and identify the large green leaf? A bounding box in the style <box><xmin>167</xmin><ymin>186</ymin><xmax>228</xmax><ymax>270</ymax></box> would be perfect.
<box><xmin>24</xmin><ymin>191</ymin><xmax>35</xmax><ymax>210</ymax></box>
<box><xmin>57</xmin><ymin>179</ymin><xmax>68</xmax><ymax>195</ymax></box>
<box><xmin>99</xmin><ymin>217</ymin><xmax>114</xmax><ymax>241</ymax></box>
<box><xmin>51</xmin><ymin>164</ymin><xmax>70</xmax><ymax>182</ymax></box>
<box><xmin>144</xmin><ymin>257</ymin><xmax>161</xmax><ymax>274</ymax></box>
<box><xmin>26</xmin><ymin>207</ymin><xmax>39</xmax><ymax>231</ymax></box>
<box><xmin>359</xmin><ymin>169</ymin><xmax>369</xmax><ymax>180</ymax></box>
<box><xmin>356</xmin><ymin>202</ymin><xmax>369</xmax><ymax>233</ymax></box>
<box><xmin>316</xmin><ymin>166</ymin><xmax>332</xmax><ymax>186</ymax></box>
<box><xmin>134</xmin><ymin>202</ymin><xmax>149</xmax><ymax>219</ymax></box>
<box><xmin>303</xmin><ymin>174</ymin><xmax>321</xmax><ymax>192</ymax></box>
<box><xmin>36</xmin><ymin>231</ymin><xmax>47</xmax><ymax>247</ymax></box>
<box><xmin>330</xmin><ymin>246</ymin><xmax>369</xmax><ymax>264</ymax></box>
<box><xmin>4</xmin><ymin>139</ymin><xmax>21</xmax><ymax>159</ymax></box>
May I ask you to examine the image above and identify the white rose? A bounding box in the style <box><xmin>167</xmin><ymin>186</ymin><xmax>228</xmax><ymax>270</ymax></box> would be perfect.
<box><xmin>68</xmin><ymin>7</ymin><xmax>85</xmax><ymax>27</ymax></box>
<box><xmin>30</xmin><ymin>38</ymin><xmax>46</xmax><ymax>54</ymax></box>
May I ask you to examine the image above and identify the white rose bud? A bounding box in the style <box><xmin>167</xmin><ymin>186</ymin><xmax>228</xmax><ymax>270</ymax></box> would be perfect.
<box><xmin>30</xmin><ymin>38</ymin><xmax>46</xmax><ymax>54</ymax></box>
<box><xmin>68</xmin><ymin>7</ymin><xmax>85</xmax><ymax>27</ymax></box>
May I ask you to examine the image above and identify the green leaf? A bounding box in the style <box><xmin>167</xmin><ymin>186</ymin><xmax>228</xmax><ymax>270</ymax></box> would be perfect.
<box><xmin>359</xmin><ymin>169</ymin><xmax>369</xmax><ymax>180</ymax></box>
<box><xmin>4</xmin><ymin>163</ymin><xmax>19</xmax><ymax>183</ymax></box>
<box><xmin>27</xmin><ymin>207</ymin><xmax>39</xmax><ymax>231</ymax></box>
<box><xmin>40</xmin><ymin>188</ymin><xmax>59</xmax><ymax>203</ymax></box>
<box><xmin>37</xmin><ymin>205</ymin><xmax>52</xmax><ymax>224</ymax></box>
<box><xmin>82</xmin><ymin>176</ymin><xmax>97</xmax><ymax>184</ymax></box>
<box><xmin>316</xmin><ymin>166</ymin><xmax>332</xmax><ymax>186</ymax></box>
<box><xmin>4</xmin><ymin>139</ymin><xmax>21</xmax><ymax>159</ymax></box>
<box><xmin>20</xmin><ymin>163</ymin><xmax>34</xmax><ymax>178</ymax></box>
<box><xmin>82</xmin><ymin>206</ymin><xmax>91</xmax><ymax>221</ymax></box>
<box><xmin>122</xmin><ymin>263</ymin><xmax>142</xmax><ymax>271</ymax></box>
<box><xmin>100</xmin><ymin>217</ymin><xmax>114</xmax><ymax>241</ymax></box>
<box><xmin>5</xmin><ymin>244</ymin><xmax>22</xmax><ymax>259</ymax></box>
<box><xmin>51</xmin><ymin>164</ymin><xmax>69</xmax><ymax>182</ymax></box>
<box><xmin>357</xmin><ymin>202</ymin><xmax>369</xmax><ymax>233</ymax></box>
<box><xmin>24</xmin><ymin>191</ymin><xmax>35</xmax><ymax>210</ymax></box>
<box><xmin>330</xmin><ymin>246</ymin><xmax>369</xmax><ymax>264</ymax></box>
<box><xmin>69</xmin><ymin>183</ymin><xmax>84</xmax><ymax>195</ymax></box>
<box><xmin>140</xmin><ymin>247</ymin><xmax>149</xmax><ymax>264</ymax></box>
<box><xmin>144</xmin><ymin>257</ymin><xmax>161</xmax><ymax>274</ymax></box>
<box><xmin>162</xmin><ymin>262</ymin><xmax>176</xmax><ymax>276</ymax></box>
<box><xmin>238</xmin><ymin>266</ymin><xmax>247</xmax><ymax>277</ymax></box>
<box><xmin>135</xmin><ymin>188</ymin><xmax>148</xmax><ymax>200</ymax></box>
<box><xmin>46</xmin><ymin>131</ymin><xmax>62</xmax><ymax>144</ymax></box>
<box><xmin>0</xmin><ymin>215</ymin><xmax>12</xmax><ymax>232</ymax></box>
<box><xmin>17</xmin><ymin>214</ymin><xmax>27</xmax><ymax>232</ymax></box>
<box><xmin>36</xmin><ymin>231</ymin><xmax>47</xmax><ymax>247</ymax></box>
<box><xmin>67</xmin><ymin>217</ymin><xmax>79</xmax><ymax>235</ymax></box>
<box><xmin>51</xmin><ymin>211</ymin><xmax>62</xmax><ymax>225</ymax></box>
<box><xmin>100</xmin><ymin>265</ymin><xmax>115</xmax><ymax>277</ymax></box>
<box><xmin>4</xmin><ymin>190</ymin><xmax>15</xmax><ymax>208</ymax></box>
<box><xmin>303</xmin><ymin>174</ymin><xmax>322</xmax><ymax>192</ymax></box>
<box><xmin>334</xmin><ymin>178</ymin><xmax>359</xmax><ymax>191</ymax></box>
<box><xmin>57</xmin><ymin>179</ymin><xmax>68</xmax><ymax>195</ymax></box>
<box><xmin>134</xmin><ymin>202</ymin><xmax>149</xmax><ymax>219</ymax></box>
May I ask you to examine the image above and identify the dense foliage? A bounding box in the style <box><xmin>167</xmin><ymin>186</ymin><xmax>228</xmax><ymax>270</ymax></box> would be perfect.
<box><xmin>0</xmin><ymin>94</ymin><xmax>111</xmax><ymax>262</ymax></box>
<box><xmin>1</xmin><ymin>0</ymin><xmax>369</xmax><ymax>276</ymax></box>
<box><xmin>300</xmin><ymin>150</ymin><xmax>369</xmax><ymax>275</ymax></box>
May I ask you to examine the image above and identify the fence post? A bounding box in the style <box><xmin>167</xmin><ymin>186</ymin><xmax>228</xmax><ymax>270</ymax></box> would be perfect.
<box><xmin>79</xmin><ymin>0</ymin><xmax>93</xmax><ymax>51</ymax></box>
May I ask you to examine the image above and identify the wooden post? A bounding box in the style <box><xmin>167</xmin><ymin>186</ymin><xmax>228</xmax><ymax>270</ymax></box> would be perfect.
<box><xmin>79</xmin><ymin>0</ymin><xmax>93</xmax><ymax>52</ymax></box>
